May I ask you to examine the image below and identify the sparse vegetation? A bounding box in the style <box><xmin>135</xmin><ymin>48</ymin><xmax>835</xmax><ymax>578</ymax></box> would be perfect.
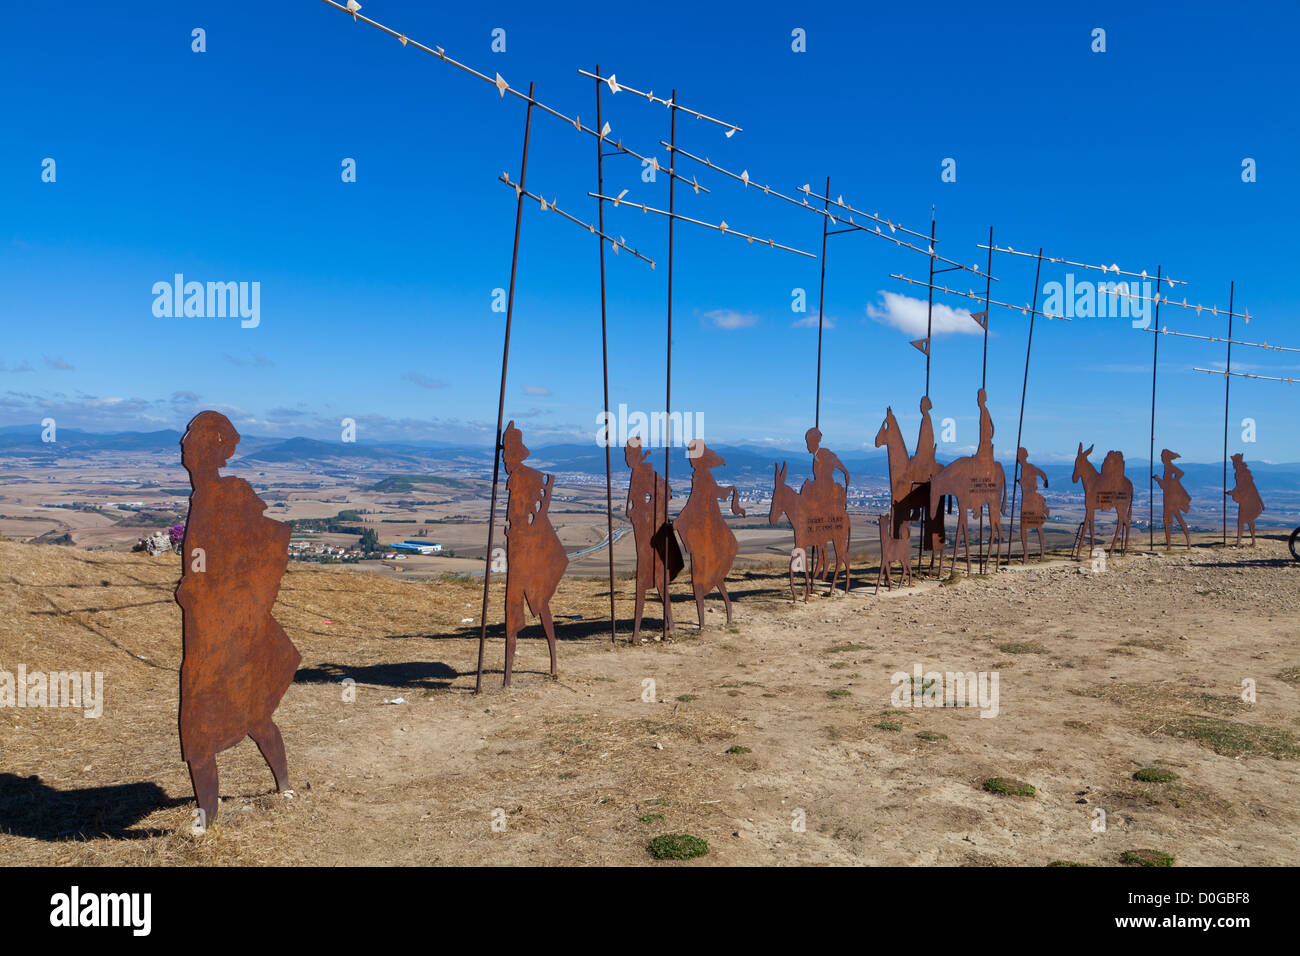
<box><xmin>647</xmin><ymin>833</ymin><xmax>709</xmax><ymax>860</ymax></box>
<box><xmin>725</xmin><ymin>745</ymin><xmax>752</xmax><ymax>754</ymax></box>
<box><xmin>1121</xmin><ymin>848</ymin><xmax>1174</xmax><ymax>868</ymax></box>
<box><xmin>915</xmin><ymin>731</ymin><xmax>948</xmax><ymax>742</ymax></box>
<box><xmin>1134</xmin><ymin>766</ymin><xmax>1179</xmax><ymax>783</ymax></box>
<box><xmin>983</xmin><ymin>777</ymin><xmax>1036</xmax><ymax>798</ymax></box>
<box><xmin>999</xmin><ymin>641</ymin><xmax>1048</xmax><ymax>654</ymax></box>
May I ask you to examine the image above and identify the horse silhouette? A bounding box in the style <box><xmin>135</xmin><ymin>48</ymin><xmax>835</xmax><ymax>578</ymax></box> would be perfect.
<box><xmin>874</xmin><ymin>405</ymin><xmax>945</xmax><ymax>569</ymax></box>
<box><xmin>1071</xmin><ymin>443</ymin><xmax>1132</xmax><ymax>558</ymax></box>
<box><xmin>768</xmin><ymin>461</ymin><xmax>850</xmax><ymax>600</ymax></box>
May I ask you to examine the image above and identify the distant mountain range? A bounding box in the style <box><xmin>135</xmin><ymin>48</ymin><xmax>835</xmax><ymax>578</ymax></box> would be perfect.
<box><xmin>2</xmin><ymin>425</ymin><xmax>1297</xmax><ymax>505</ymax></box>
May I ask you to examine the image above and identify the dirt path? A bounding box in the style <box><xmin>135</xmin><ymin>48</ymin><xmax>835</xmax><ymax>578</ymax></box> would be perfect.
<box><xmin>1</xmin><ymin>535</ymin><xmax>1297</xmax><ymax>865</ymax></box>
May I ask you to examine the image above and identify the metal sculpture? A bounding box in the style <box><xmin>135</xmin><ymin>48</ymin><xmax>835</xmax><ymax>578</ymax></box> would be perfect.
<box><xmin>674</xmin><ymin>440</ymin><xmax>746</xmax><ymax>627</ymax></box>
<box><xmin>1071</xmin><ymin>444</ymin><xmax>1132</xmax><ymax>557</ymax></box>
<box><xmin>1227</xmin><ymin>453</ymin><xmax>1265</xmax><ymax>546</ymax></box>
<box><xmin>176</xmin><ymin>411</ymin><xmax>300</xmax><ymax>826</ymax></box>
<box><xmin>928</xmin><ymin>390</ymin><xmax>1006</xmax><ymax>575</ymax></box>
<box><xmin>501</xmin><ymin>422</ymin><xmax>568</xmax><ymax>686</ymax></box>
<box><xmin>625</xmin><ymin>437</ymin><xmax>682</xmax><ymax>640</ymax></box>
<box><xmin>1153</xmin><ymin>448</ymin><xmax>1192</xmax><ymax>552</ymax></box>
<box><xmin>1015</xmin><ymin>447</ymin><xmax>1050</xmax><ymax>562</ymax></box>
<box><xmin>767</xmin><ymin>430</ymin><xmax>850</xmax><ymax>600</ymax></box>
<box><xmin>874</xmin><ymin>401</ymin><xmax>944</xmax><ymax>569</ymax></box>
<box><xmin>875</xmin><ymin>513</ymin><xmax>913</xmax><ymax>592</ymax></box>
<box><xmin>801</xmin><ymin>427</ymin><xmax>851</xmax><ymax>587</ymax></box>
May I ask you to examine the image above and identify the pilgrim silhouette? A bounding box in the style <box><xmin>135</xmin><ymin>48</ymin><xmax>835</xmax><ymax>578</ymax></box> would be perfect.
<box><xmin>176</xmin><ymin>411</ymin><xmax>299</xmax><ymax>825</ymax></box>
<box><xmin>624</xmin><ymin>436</ymin><xmax>683</xmax><ymax>641</ymax></box>
<box><xmin>674</xmin><ymin>439</ymin><xmax>746</xmax><ymax>627</ymax></box>
<box><xmin>1153</xmin><ymin>448</ymin><xmax>1192</xmax><ymax>551</ymax></box>
<box><xmin>1016</xmin><ymin>446</ymin><xmax>1050</xmax><ymax>562</ymax></box>
<box><xmin>1227</xmin><ymin>453</ymin><xmax>1265</xmax><ymax>546</ymax></box>
<box><xmin>501</xmin><ymin>422</ymin><xmax>567</xmax><ymax>685</ymax></box>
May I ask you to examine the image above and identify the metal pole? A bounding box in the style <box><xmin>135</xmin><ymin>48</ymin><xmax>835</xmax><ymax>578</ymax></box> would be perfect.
<box><xmin>919</xmin><ymin>212</ymin><xmax>936</xmax><ymax>573</ymax></box>
<box><xmin>662</xmin><ymin>90</ymin><xmax>677</xmax><ymax>637</ymax></box>
<box><xmin>475</xmin><ymin>82</ymin><xmax>536</xmax><ymax>694</ymax></box>
<box><xmin>814</xmin><ymin>175</ymin><xmax>830</xmax><ymax>428</ymax></box>
<box><xmin>980</xmin><ymin>226</ymin><xmax>993</xmax><ymax>569</ymax></box>
<box><xmin>1222</xmin><ymin>280</ymin><xmax>1234</xmax><ymax>545</ymax></box>
<box><xmin>924</xmin><ymin>214</ymin><xmax>936</xmax><ymax>396</ymax></box>
<box><xmin>1148</xmin><ymin>265</ymin><xmax>1162</xmax><ymax>552</ymax></box>
<box><xmin>1008</xmin><ymin>249</ymin><xmax>1044</xmax><ymax>562</ymax></box>
<box><xmin>664</xmin><ymin>91</ymin><xmax>676</xmax><ymax>495</ymax></box>
<box><xmin>594</xmin><ymin>66</ymin><xmax>617</xmax><ymax>643</ymax></box>
<box><xmin>981</xmin><ymin>227</ymin><xmax>993</xmax><ymax>390</ymax></box>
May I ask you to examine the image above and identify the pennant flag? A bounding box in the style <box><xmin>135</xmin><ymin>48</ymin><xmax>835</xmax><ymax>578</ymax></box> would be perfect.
<box><xmin>347</xmin><ymin>0</ymin><xmax>362</xmax><ymax>19</ymax></box>
<box><xmin>725</xmin><ymin>127</ymin><xmax>737</xmax><ymax>138</ymax></box>
<box><xmin>607</xmin><ymin>73</ymin><xmax>620</xmax><ymax>94</ymax></box>
<box><xmin>494</xmin><ymin>72</ymin><xmax>509</xmax><ymax>98</ymax></box>
<box><xmin>399</xmin><ymin>34</ymin><xmax>408</xmax><ymax>46</ymax></box>
<box><xmin>910</xmin><ymin>338</ymin><xmax>929</xmax><ymax>356</ymax></box>
<box><xmin>970</xmin><ymin>311</ymin><xmax>988</xmax><ymax>329</ymax></box>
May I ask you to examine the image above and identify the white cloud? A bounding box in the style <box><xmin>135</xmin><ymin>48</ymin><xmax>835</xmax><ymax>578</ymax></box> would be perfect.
<box><xmin>521</xmin><ymin>384</ymin><xmax>551</xmax><ymax>396</ymax></box>
<box><xmin>704</xmin><ymin>309</ymin><xmax>758</xmax><ymax>330</ymax></box>
<box><xmin>403</xmin><ymin>371</ymin><xmax>449</xmax><ymax>390</ymax></box>
<box><xmin>792</xmin><ymin>314</ymin><xmax>835</xmax><ymax>329</ymax></box>
<box><xmin>866</xmin><ymin>291</ymin><xmax>981</xmax><ymax>337</ymax></box>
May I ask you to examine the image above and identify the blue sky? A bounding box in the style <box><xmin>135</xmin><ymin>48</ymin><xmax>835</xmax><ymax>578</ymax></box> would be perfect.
<box><xmin>2</xmin><ymin>0</ymin><xmax>1297</xmax><ymax>463</ymax></box>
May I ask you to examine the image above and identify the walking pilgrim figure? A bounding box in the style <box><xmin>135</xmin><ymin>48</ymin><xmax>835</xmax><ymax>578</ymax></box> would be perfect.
<box><xmin>175</xmin><ymin>411</ymin><xmax>300</xmax><ymax>826</ymax></box>
<box><xmin>501</xmin><ymin>422</ymin><xmax>568</xmax><ymax>685</ymax></box>
<box><xmin>1227</xmin><ymin>453</ymin><xmax>1265</xmax><ymax>546</ymax></box>
<box><xmin>1153</xmin><ymin>448</ymin><xmax>1192</xmax><ymax>552</ymax></box>
<box><xmin>674</xmin><ymin>439</ymin><xmax>747</xmax><ymax>627</ymax></box>
<box><xmin>1016</xmin><ymin>447</ymin><xmax>1050</xmax><ymax>562</ymax></box>
<box><xmin>624</xmin><ymin>436</ymin><xmax>683</xmax><ymax>641</ymax></box>
<box><xmin>799</xmin><ymin>426</ymin><xmax>851</xmax><ymax>586</ymax></box>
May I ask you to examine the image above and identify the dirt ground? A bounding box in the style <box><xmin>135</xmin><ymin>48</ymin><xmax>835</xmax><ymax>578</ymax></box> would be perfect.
<box><xmin>1</xmin><ymin>531</ymin><xmax>1297</xmax><ymax>866</ymax></box>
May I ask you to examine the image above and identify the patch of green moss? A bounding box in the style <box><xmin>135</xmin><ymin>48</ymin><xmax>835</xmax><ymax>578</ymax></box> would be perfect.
<box><xmin>982</xmin><ymin>777</ymin><xmax>1036</xmax><ymax>798</ymax></box>
<box><xmin>647</xmin><ymin>833</ymin><xmax>709</xmax><ymax>860</ymax></box>
<box><xmin>1121</xmin><ymin>848</ymin><xmax>1174</xmax><ymax>868</ymax></box>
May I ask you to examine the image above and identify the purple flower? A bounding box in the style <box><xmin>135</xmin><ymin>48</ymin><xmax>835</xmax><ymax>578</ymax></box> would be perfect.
<box><xmin>169</xmin><ymin>524</ymin><xmax>186</xmax><ymax>546</ymax></box>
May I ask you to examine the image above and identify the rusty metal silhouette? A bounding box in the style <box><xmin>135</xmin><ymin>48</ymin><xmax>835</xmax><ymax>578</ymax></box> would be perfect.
<box><xmin>800</xmin><ymin>427</ymin><xmax>851</xmax><ymax>588</ymax></box>
<box><xmin>674</xmin><ymin>439</ymin><xmax>746</xmax><ymax>627</ymax></box>
<box><xmin>1015</xmin><ymin>447</ymin><xmax>1050</xmax><ymax>562</ymax></box>
<box><xmin>875</xmin><ymin>513</ymin><xmax>913</xmax><ymax>592</ymax></box>
<box><xmin>625</xmin><ymin>437</ymin><xmax>682</xmax><ymax>640</ymax></box>
<box><xmin>767</xmin><ymin>429</ymin><xmax>851</xmax><ymax>600</ymax></box>
<box><xmin>1153</xmin><ymin>448</ymin><xmax>1192</xmax><ymax>552</ymax></box>
<box><xmin>176</xmin><ymin>411</ymin><xmax>299</xmax><ymax>826</ymax></box>
<box><xmin>874</xmin><ymin>401</ymin><xmax>945</xmax><ymax>571</ymax></box>
<box><xmin>1071</xmin><ymin>444</ymin><xmax>1133</xmax><ymax>558</ymax></box>
<box><xmin>1227</xmin><ymin>453</ymin><xmax>1265</xmax><ymax>546</ymax></box>
<box><xmin>928</xmin><ymin>389</ymin><xmax>1006</xmax><ymax>575</ymax></box>
<box><xmin>501</xmin><ymin>422</ymin><xmax>567</xmax><ymax>686</ymax></box>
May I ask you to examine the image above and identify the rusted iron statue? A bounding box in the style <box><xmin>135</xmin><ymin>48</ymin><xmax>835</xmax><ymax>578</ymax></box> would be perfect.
<box><xmin>176</xmin><ymin>411</ymin><xmax>300</xmax><ymax>827</ymax></box>
<box><xmin>768</xmin><ymin>428</ymin><xmax>851</xmax><ymax>600</ymax></box>
<box><xmin>625</xmin><ymin>436</ymin><xmax>682</xmax><ymax>640</ymax></box>
<box><xmin>874</xmin><ymin>400</ymin><xmax>945</xmax><ymax>570</ymax></box>
<box><xmin>1016</xmin><ymin>446</ymin><xmax>1050</xmax><ymax>562</ymax></box>
<box><xmin>502</xmin><ymin>422</ymin><xmax>567</xmax><ymax>686</ymax></box>
<box><xmin>674</xmin><ymin>439</ymin><xmax>746</xmax><ymax>627</ymax></box>
<box><xmin>1071</xmin><ymin>444</ymin><xmax>1132</xmax><ymax>557</ymax></box>
<box><xmin>875</xmin><ymin>512</ymin><xmax>913</xmax><ymax>592</ymax></box>
<box><xmin>1227</xmin><ymin>453</ymin><xmax>1265</xmax><ymax>546</ymax></box>
<box><xmin>1153</xmin><ymin>448</ymin><xmax>1192</xmax><ymax>552</ymax></box>
<box><xmin>800</xmin><ymin>427</ymin><xmax>851</xmax><ymax>589</ymax></box>
<box><xmin>928</xmin><ymin>389</ymin><xmax>1006</xmax><ymax>575</ymax></box>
